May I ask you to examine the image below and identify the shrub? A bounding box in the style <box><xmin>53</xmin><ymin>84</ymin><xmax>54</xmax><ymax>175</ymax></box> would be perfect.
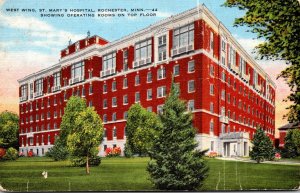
<box><xmin>3</xmin><ymin>147</ymin><xmax>18</xmax><ymax>160</ymax></box>
<box><xmin>0</xmin><ymin>148</ymin><xmax>6</xmax><ymax>159</ymax></box>
<box><xmin>274</xmin><ymin>152</ymin><xmax>281</xmax><ymax>161</ymax></box>
<box><xmin>46</xmin><ymin>140</ymin><xmax>69</xmax><ymax>161</ymax></box>
<box><xmin>124</xmin><ymin>144</ymin><xmax>133</xmax><ymax>158</ymax></box>
<box><xmin>208</xmin><ymin>151</ymin><xmax>218</xmax><ymax>158</ymax></box>
<box><xmin>105</xmin><ymin>147</ymin><xmax>121</xmax><ymax>157</ymax></box>
<box><xmin>70</xmin><ymin>156</ymin><xmax>101</xmax><ymax>167</ymax></box>
<box><xmin>27</xmin><ymin>150</ymin><xmax>34</xmax><ymax>157</ymax></box>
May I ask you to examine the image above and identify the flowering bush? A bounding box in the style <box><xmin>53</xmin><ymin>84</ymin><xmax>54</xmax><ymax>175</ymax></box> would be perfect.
<box><xmin>105</xmin><ymin>147</ymin><xmax>121</xmax><ymax>157</ymax></box>
<box><xmin>27</xmin><ymin>150</ymin><xmax>34</xmax><ymax>157</ymax></box>
<box><xmin>274</xmin><ymin>152</ymin><xmax>281</xmax><ymax>161</ymax></box>
<box><xmin>0</xmin><ymin>148</ymin><xmax>6</xmax><ymax>159</ymax></box>
<box><xmin>208</xmin><ymin>151</ymin><xmax>218</xmax><ymax>158</ymax></box>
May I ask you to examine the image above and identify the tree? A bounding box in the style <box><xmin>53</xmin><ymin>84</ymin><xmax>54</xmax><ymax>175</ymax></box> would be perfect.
<box><xmin>46</xmin><ymin>138</ymin><xmax>69</xmax><ymax>161</ymax></box>
<box><xmin>125</xmin><ymin>104</ymin><xmax>160</xmax><ymax>156</ymax></box>
<box><xmin>147</xmin><ymin>81</ymin><xmax>208</xmax><ymax>190</ymax></box>
<box><xmin>250</xmin><ymin>128</ymin><xmax>275</xmax><ymax>163</ymax></box>
<box><xmin>67</xmin><ymin>107</ymin><xmax>104</xmax><ymax>174</ymax></box>
<box><xmin>283</xmin><ymin>129</ymin><xmax>300</xmax><ymax>158</ymax></box>
<box><xmin>0</xmin><ymin>111</ymin><xmax>19</xmax><ymax>149</ymax></box>
<box><xmin>59</xmin><ymin>96</ymin><xmax>87</xmax><ymax>146</ymax></box>
<box><xmin>224</xmin><ymin>0</ymin><xmax>300</xmax><ymax>123</ymax></box>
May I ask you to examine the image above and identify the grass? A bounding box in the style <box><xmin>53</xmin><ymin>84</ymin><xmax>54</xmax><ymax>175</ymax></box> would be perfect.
<box><xmin>0</xmin><ymin>157</ymin><xmax>299</xmax><ymax>191</ymax></box>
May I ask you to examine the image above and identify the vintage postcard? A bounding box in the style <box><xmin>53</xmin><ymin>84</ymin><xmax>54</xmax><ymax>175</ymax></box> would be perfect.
<box><xmin>0</xmin><ymin>0</ymin><xmax>299</xmax><ymax>192</ymax></box>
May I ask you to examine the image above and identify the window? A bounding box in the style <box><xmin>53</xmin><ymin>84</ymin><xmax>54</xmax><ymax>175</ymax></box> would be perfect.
<box><xmin>36</xmin><ymin>114</ymin><xmax>39</xmax><ymax>121</ymax></box>
<box><xmin>53</xmin><ymin>72</ymin><xmax>61</xmax><ymax>89</ymax></box>
<box><xmin>210</xmin><ymin>102</ymin><xmax>214</xmax><ymax>113</ymax></box>
<box><xmin>135</xmin><ymin>75</ymin><xmax>140</xmax><ymax>85</ymax></box>
<box><xmin>221</xmin><ymin>72</ymin><xmax>226</xmax><ymax>82</ymax></box>
<box><xmin>210</xmin><ymin>31</ymin><xmax>214</xmax><ymax>52</ymax></box>
<box><xmin>157</xmin><ymin>86</ymin><xmax>166</xmax><ymax>98</ymax></box>
<box><xmin>123</xmin><ymin>111</ymin><xmax>128</xmax><ymax>120</ymax></box>
<box><xmin>112</xmin><ymin>113</ymin><xmax>117</xmax><ymax>121</ymax></box>
<box><xmin>158</xmin><ymin>35</ymin><xmax>167</xmax><ymax>61</ymax></box>
<box><xmin>89</xmin><ymin>84</ymin><xmax>93</xmax><ymax>94</ymax></box>
<box><xmin>123</xmin><ymin>78</ymin><xmax>128</xmax><ymax>88</ymax></box>
<box><xmin>147</xmin><ymin>107</ymin><xmax>152</xmax><ymax>112</ymax></box>
<box><xmin>20</xmin><ymin>84</ymin><xmax>28</xmax><ymax>100</ymax></box>
<box><xmin>123</xmin><ymin>49</ymin><xmax>128</xmax><ymax>71</ymax></box>
<box><xmin>75</xmin><ymin>42</ymin><xmax>80</xmax><ymax>51</ymax></box>
<box><xmin>103</xmin><ymin>114</ymin><xmax>107</xmax><ymax>123</ymax></box>
<box><xmin>147</xmin><ymin>72</ymin><xmax>152</xmax><ymax>83</ymax></box>
<box><xmin>103</xmin><ymin>99</ymin><xmax>107</xmax><ymax>108</ymax></box>
<box><xmin>227</xmin><ymin>93</ymin><xmax>231</xmax><ymax>103</ymax></box>
<box><xmin>228</xmin><ymin>45</ymin><xmax>236</xmax><ymax>68</ymax></box>
<box><xmin>173</xmin><ymin>23</ymin><xmax>194</xmax><ymax>48</ymax></box>
<box><xmin>210</xmin><ymin>64</ymin><xmax>214</xmax><ymax>77</ymax></box>
<box><xmin>35</xmin><ymin>78</ymin><xmax>43</xmax><ymax>96</ymax></box>
<box><xmin>88</xmin><ymin>101</ymin><xmax>93</xmax><ymax>107</ymax></box>
<box><xmin>135</xmin><ymin>92</ymin><xmax>140</xmax><ymax>103</ymax></box>
<box><xmin>82</xmin><ymin>87</ymin><xmax>85</xmax><ymax>97</ymax></box>
<box><xmin>112</xmin><ymin>97</ymin><xmax>117</xmax><ymax>107</ymax></box>
<box><xmin>157</xmin><ymin>67</ymin><xmax>166</xmax><ymax>80</ymax></box>
<box><xmin>221</xmin><ymin>90</ymin><xmax>225</xmax><ymax>100</ymax></box>
<box><xmin>211</xmin><ymin>141</ymin><xmax>214</xmax><ymax>151</ymax></box>
<box><xmin>157</xmin><ymin>105</ymin><xmax>164</xmax><ymax>114</ymax></box>
<box><xmin>188</xmin><ymin>100</ymin><xmax>194</xmax><ymax>111</ymax></box>
<box><xmin>47</xmin><ymin>112</ymin><xmax>50</xmax><ymax>119</ymax></box>
<box><xmin>123</xmin><ymin>95</ymin><xmax>128</xmax><ymax>105</ymax></box>
<box><xmin>210</xmin><ymin>84</ymin><xmax>214</xmax><ymax>95</ymax></box>
<box><xmin>112</xmin><ymin>81</ymin><xmax>116</xmax><ymax>91</ymax></box>
<box><xmin>239</xmin><ymin>57</ymin><xmax>246</xmax><ymax>75</ymax></box>
<box><xmin>210</xmin><ymin>119</ymin><xmax>214</xmax><ymax>132</ymax></box>
<box><xmin>147</xmin><ymin>89</ymin><xmax>152</xmax><ymax>100</ymax></box>
<box><xmin>103</xmin><ymin>52</ymin><xmax>116</xmax><ymax>72</ymax></box>
<box><xmin>135</xmin><ymin>39</ymin><xmax>152</xmax><ymax>61</ymax></box>
<box><xmin>188</xmin><ymin>61</ymin><xmax>195</xmax><ymax>73</ymax></box>
<box><xmin>54</xmin><ymin>111</ymin><xmax>57</xmax><ymax>118</ymax></box>
<box><xmin>71</xmin><ymin>62</ymin><xmax>84</xmax><ymax>80</ymax></box>
<box><xmin>88</xmin><ymin>71</ymin><xmax>93</xmax><ymax>79</ymax></box>
<box><xmin>173</xmin><ymin>65</ymin><xmax>179</xmax><ymax>76</ymax></box>
<box><xmin>188</xmin><ymin>80</ymin><xmax>195</xmax><ymax>93</ymax></box>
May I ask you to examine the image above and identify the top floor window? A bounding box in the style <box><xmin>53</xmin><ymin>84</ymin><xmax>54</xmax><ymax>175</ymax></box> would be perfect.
<box><xmin>75</xmin><ymin>42</ymin><xmax>80</xmax><ymax>51</ymax></box>
<box><xmin>173</xmin><ymin>23</ymin><xmax>194</xmax><ymax>48</ymax></box>
<box><xmin>210</xmin><ymin>31</ymin><xmax>214</xmax><ymax>52</ymax></box>
<box><xmin>103</xmin><ymin>52</ymin><xmax>116</xmax><ymax>71</ymax></box>
<box><xmin>53</xmin><ymin>72</ymin><xmax>61</xmax><ymax>87</ymax></box>
<box><xmin>101</xmin><ymin>52</ymin><xmax>116</xmax><ymax>77</ymax></box>
<box><xmin>71</xmin><ymin>61</ymin><xmax>84</xmax><ymax>81</ymax></box>
<box><xmin>35</xmin><ymin>79</ymin><xmax>43</xmax><ymax>97</ymax></box>
<box><xmin>21</xmin><ymin>84</ymin><xmax>27</xmax><ymax>98</ymax></box>
<box><xmin>135</xmin><ymin>39</ymin><xmax>152</xmax><ymax>61</ymax></box>
<box><xmin>158</xmin><ymin>35</ymin><xmax>167</xmax><ymax>61</ymax></box>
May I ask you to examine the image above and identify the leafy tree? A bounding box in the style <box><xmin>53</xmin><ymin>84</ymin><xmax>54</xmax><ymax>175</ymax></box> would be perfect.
<box><xmin>126</xmin><ymin>104</ymin><xmax>160</xmax><ymax>156</ymax></box>
<box><xmin>224</xmin><ymin>0</ymin><xmax>300</xmax><ymax>123</ymax></box>
<box><xmin>147</xmin><ymin>81</ymin><xmax>208</xmax><ymax>190</ymax></box>
<box><xmin>46</xmin><ymin>138</ymin><xmax>69</xmax><ymax>161</ymax></box>
<box><xmin>67</xmin><ymin>107</ymin><xmax>104</xmax><ymax>174</ymax></box>
<box><xmin>0</xmin><ymin>111</ymin><xmax>19</xmax><ymax>149</ymax></box>
<box><xmin>250</xmin><ymin>128</ymin><xmax>275</xmax><ymax>163</ymax></box>
<box><xmin>59</xmin><ymin>96</ymin><xmax>87</xmax><ymax>146</ymax></box>
<box><xmin>282</xmin><ymin>129</ymin><xmax>300</xmax><ymax>158</ymax></box>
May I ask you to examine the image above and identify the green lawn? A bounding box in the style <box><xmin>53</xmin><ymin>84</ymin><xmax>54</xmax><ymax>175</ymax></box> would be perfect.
<box><xmin>0</xmin><ymin>157</ymin><xmax>299</xmax><ymax>191</ymax></box>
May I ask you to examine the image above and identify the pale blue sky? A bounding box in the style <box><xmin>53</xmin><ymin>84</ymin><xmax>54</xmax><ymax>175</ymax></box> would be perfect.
<box><xmin>0</xmin><ymin>0</ymin><xmax>253</xmax><ymax>55</ymax></box>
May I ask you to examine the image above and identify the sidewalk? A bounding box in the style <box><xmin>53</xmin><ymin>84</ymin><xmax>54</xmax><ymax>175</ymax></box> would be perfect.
<box><xmin>216</xmin><ymin>157</ymin><xmax>300</xmax><ymax>166</ymax></box>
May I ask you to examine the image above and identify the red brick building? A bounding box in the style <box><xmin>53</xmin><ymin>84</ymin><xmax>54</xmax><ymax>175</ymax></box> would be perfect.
<box><xmin>18</xmin><ymin>5</ymin><xmax>276</xmax><ymax>157</ymax></box>
<box><xmin>278</xmin><ymin>122</ymin><xmax>300</xmax><ymax>148</ymax></box>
